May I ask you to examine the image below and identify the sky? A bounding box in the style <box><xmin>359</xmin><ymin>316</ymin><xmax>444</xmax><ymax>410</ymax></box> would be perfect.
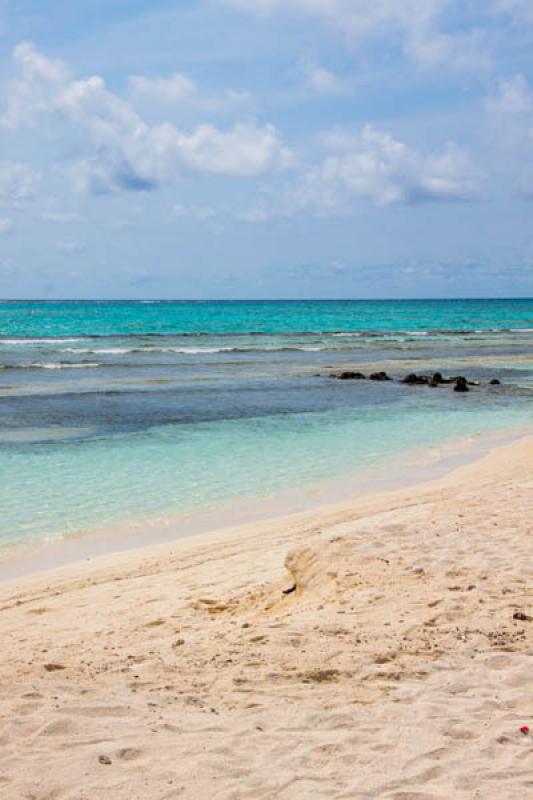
<box><xmin>0</xmin><ymin>0</ymin><xmax>532</xmax><ymax>299</ymax></box>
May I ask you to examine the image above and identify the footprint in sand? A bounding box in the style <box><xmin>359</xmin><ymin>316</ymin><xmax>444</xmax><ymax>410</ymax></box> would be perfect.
<box><xmin>38</xmin><ymin>718</ymin><xmax>78</xmax><ymax>737</ymax></box>
<box><xmin>117</xmin><ymin>747</ymin><xmax>143</xmax><ymax>761</ymax></box>
<box><xmin>444</xmin><ymin>725</ymin><xmax>477</xmax><ymax>741</ymax></box>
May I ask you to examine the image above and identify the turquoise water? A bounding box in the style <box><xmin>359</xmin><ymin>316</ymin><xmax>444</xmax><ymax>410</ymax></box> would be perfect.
<box><xmin>1</xmin><ymin>300</ymin><xmax>532</xmax><ymax>548</ymax></box>
<box><xmin>2</xmin><ymin>298</ymin><xmax>533</xmax><ymax>337</ymax></box>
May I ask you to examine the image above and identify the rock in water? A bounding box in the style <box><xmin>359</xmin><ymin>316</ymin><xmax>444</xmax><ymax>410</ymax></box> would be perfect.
<box><xmin>489</xmin><ymin>378</ymin><xmax>501</xmax><ymax>385</ymax></box>
<box><xmin>370</xmin><ymin>371</ymin><xmax>391</xmax><ymax>381</ymax></box>
<box><xmin>337</xmin><ymin>371</ymin><xmax>366</xmax><ymax>380</ymax></box>
<box><xmin>454</xmin><ymin>376</ymin><xmax>469</xmax><ymax>392</ymax></box>
<box><xmin>402</xmin><ymin>373</ymin><xmax>429</xmax><ymax>385</ymax></box>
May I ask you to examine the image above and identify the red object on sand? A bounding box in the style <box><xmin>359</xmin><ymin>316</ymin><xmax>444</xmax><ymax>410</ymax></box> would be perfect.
<box><xmin>519</xmin><ymin>726</ymin><xmax>529</xmax><ymax>734</ymax></box>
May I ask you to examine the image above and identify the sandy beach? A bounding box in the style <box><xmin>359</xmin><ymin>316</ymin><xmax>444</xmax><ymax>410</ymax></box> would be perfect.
<box><xmin>0</xmin><ymin>435</ymin><xmax>532</xmax><ymax>799</ymax></box>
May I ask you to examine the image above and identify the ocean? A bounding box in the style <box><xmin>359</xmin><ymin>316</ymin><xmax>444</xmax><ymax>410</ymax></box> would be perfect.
<box><xmin>1</xmin><ymin>299</ymin><xmax>532</xmax><ymax>550</ymax></box>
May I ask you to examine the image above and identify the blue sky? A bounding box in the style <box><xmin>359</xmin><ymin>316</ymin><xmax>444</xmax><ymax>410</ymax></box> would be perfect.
<box><xmin>0</xmin><ymin>0</ymin><xmax>532</xmax><ymax>298</ymax></box>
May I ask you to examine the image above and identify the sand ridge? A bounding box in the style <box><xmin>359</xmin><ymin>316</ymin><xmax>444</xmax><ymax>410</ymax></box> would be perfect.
<box><xmin>0</xmin><ymin>436</ymin><xmax>532</xmax><ymax>798</ymax></box>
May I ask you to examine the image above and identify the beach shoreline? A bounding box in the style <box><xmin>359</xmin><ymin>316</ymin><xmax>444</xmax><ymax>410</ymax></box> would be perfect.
<box><xmin>3</xmin><ymin>299</ymin><xmax>532</xmax><ymax>560</ymax></box>
<box><xmin>0</xmin><ymin>433</ymin><xmax>532</xmax><ymax>797</ymax></box>
<box><xmin>1</xmin><ymin>423</ymin><xmax>530</xmax><ymax>584</ymax></box>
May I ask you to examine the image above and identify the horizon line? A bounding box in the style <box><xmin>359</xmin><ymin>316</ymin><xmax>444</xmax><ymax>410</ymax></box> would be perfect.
<box><xmin>1</xmin><ymin>296</ymin><xmax>533</xmax><ymax>303</ymax></box>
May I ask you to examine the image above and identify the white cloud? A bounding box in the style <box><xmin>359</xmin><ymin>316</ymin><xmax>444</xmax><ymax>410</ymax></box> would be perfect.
<box><xmin>2</xmin><ymin>43</ymin><xmax>293</xmax><ymax>194</ymax></box>
<box><xmin>0</xmin><ymin>217</ymin><xmax>13</xmax><ymax>235</ymax></box>
<box><xmin>67</xmin><ymin>120</ymin><xmax>293</xmax><ymax>194</ymax></box>
<box><xmin>485</xmin><ymin>74</ymin><xmax>533</xmax><ymax>195</ymax></box>
<box><xmin>2</xmin><ymin>41</ymin><xmax>69</xmax><ymax>128</ymax></box>
<box><xmin>303</xmin><ymin>61</ymin><xmax>351</xmax><ymax>95</ymax></box>
<box><xmin>0</xmin><ymin>161</ymin><xmax>39</xmax><ymax>204</ymax></box>
<box><xmin>486</xmin><ymin>74</ymin><xmax>533</xmax><ymax>114</ymax></box>
<box><xmin>150</xmin><ymin>121</ymin><xmax>292</xmax><ymax>176</ymax></box>
<box><xmin>295</xmin><ymin>125</ymin><xmax>479</xmax><ymax>211</ymax></box>
<box><xmin>405</xmin><ymin>26</ymin><xmax>488</xmax><ymax>71</ymax></box>
<box><xmin>129</xmin><ymin>73</ymin><xmax>251</xmax><ymax>113</ymax></box>
<box><xmin>129</xmin><ymin>73</ymin><xmax>196</xmax><ymax>104</ymax></box>
<box><xmin>222</xmin><ymin>0</ymin><xmax>488</xmax><ymax>70</ymax></box>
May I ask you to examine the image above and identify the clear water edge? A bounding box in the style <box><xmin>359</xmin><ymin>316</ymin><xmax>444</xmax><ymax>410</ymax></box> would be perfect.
<box><xmin>1</xmin><ymin>299</ymin><xmax>532</xmax><ymax>560</ymax></box>
<box><xmin>1</xmin><ymin>422</ymin><xmax>530</xmax><ymax>583</ymax></box>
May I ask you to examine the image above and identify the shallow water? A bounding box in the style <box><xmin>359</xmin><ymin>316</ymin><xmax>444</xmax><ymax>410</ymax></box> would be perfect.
<box><xmin>1</xmin><ymin>299</ymin><xmax>532</xmax><ymax>547</ymax></box>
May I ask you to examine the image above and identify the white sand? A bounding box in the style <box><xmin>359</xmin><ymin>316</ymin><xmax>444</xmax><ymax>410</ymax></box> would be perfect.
<box><xmin>0</xmin><ymin>436</ymin><xmax>532</xmax><ymax>799</ymax></box>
